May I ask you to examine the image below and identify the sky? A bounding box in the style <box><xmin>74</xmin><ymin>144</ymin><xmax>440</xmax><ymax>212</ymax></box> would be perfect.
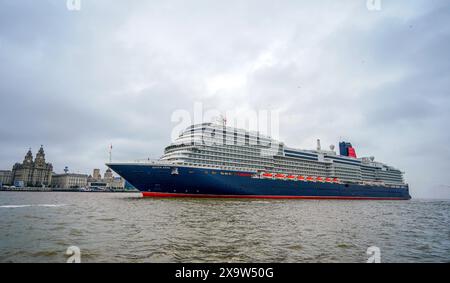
<box><xmin>0</xmin><ymin>0</ymin><xmax>449</xmax><ymax>199</ymax></box>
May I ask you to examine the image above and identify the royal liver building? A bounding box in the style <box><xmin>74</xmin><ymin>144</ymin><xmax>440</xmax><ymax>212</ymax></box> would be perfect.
<box><xmin>11</xmin><ymin>146</ymin><xmax>53</xmax><ymax>187</ymax></box>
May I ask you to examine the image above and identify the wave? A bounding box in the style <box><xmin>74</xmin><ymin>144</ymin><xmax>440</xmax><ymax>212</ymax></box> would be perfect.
<box><xmin>0</xmin><ymin>204</ymin><xmax>67</xmax><ymax>208</ymax></box>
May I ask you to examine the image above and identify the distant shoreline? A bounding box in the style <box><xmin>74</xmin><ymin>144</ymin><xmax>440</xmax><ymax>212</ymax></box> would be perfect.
<box><xmin>0</xmin><ymin>187</ymin><xmax>140</xmax><ymax>193</ymax></box>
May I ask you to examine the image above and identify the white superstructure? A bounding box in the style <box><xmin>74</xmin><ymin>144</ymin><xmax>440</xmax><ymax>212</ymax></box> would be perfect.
<box><xmin>160</xmin><ymin>123</ymin><xmax>405</xmax><ymax>186</ymax></box>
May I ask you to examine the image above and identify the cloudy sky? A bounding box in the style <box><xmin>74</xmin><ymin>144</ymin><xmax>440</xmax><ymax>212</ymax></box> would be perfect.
<box><xmin>0</xmin><ymin>0</ymin><xmax>449</xmax><ymax>198</ymax></box>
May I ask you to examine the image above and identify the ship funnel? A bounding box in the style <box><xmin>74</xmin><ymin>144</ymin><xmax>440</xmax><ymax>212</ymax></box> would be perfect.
<box><xmin>339</xmin><ymin>141</ymin><xmax>357</xmax><ymax>158</ymax></box>
<box><xmin>317</xmin><ymin>139</ymin><xmax>321</xmax><ymax>151</ymax></box>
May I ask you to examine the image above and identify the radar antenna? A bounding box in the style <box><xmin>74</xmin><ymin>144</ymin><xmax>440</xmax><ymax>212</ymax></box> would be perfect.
<box><xmin>213</xmin><ymin>115</ymin><xmax>227</xmax><ymax>127</ymax></box>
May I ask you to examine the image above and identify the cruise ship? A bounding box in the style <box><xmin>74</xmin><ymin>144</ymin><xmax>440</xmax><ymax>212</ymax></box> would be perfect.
<box><xmin>107</xmin><ymin>122</ymin><xmax>411</xmax><ymax>200</ymax></box>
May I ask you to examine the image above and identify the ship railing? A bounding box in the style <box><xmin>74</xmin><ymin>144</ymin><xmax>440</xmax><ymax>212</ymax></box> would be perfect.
<box><xmin>132</xmin><ymin>159</ymin><xmax>172</xmax><ymax>164</ymax></box>
<box><xmin>128</xmin><ymin>159</ymin><xmax>259</xmax><ymax>172</ymax></box>
<box><xmin>357</xmin><ymin>181</ymin><xmax>408</xmax><ymax>189</ymax></box>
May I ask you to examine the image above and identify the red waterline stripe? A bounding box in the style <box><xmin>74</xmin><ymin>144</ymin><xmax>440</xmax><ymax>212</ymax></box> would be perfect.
<box><xmin>141</xmin><ymin>192</ymin><xmax>408</xmax><ymax>200</ymax></box>
<box><xmin>236</xmin><ymin>173</ymin><xmax>252</xmax><ymax>177</ymax></box>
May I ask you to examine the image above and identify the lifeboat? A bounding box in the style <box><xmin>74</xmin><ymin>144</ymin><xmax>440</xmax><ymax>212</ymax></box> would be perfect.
<box><xmin>316</xmin><ymin>177</ymin><xmax>324</xmax><ymax>182</ymax></box>
<box><xmin>261</xmin><ymin>172</ymin><xmax>273</xmax><ymax>178</ymax></box>
<box><xmin>306</xmin><ymin>176</ymin><xmax>314</xmax><ymax>182</ymax></box>
<box><xmin>297</xmin><ymin>175</ymin><xmax>305</xmax><ymax>181</ymax></box>
<box><xmin>287</xmin><ymin>175</ymin><xmax>296</xmax><ymax>180</ymax></box>
<box><xmin>325</xmin><ymin>178</ymin><xmax>332</xmax><ymax>183</ymax></box>
<box><xmin>275</xmin><ymin>173</ymin><xmax>287</xmax><ymax>179</ymax></box>
<box><xmin>332</xmin><ymin>178</ymin><xmax>339</xmax><ymax>183</ymax></box>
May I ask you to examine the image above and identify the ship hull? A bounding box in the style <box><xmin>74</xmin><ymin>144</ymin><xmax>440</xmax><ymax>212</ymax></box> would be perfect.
<box><xmin>107</xmin><ymin>164</ymin><xmax>411</xmax><ymax>200</ymax></box>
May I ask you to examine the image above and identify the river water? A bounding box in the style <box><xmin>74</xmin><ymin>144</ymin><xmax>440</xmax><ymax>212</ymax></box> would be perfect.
<box><xmin>0</xmin><ymin>192</ymin><xmax>449</xmax><ymax>262</ymax></box>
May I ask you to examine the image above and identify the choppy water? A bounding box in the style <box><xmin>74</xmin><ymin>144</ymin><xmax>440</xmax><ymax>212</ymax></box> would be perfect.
<box><xmin>0</xmin><ymin>191</ymin><xmax>449</xmax><ymax>263</ymax></box>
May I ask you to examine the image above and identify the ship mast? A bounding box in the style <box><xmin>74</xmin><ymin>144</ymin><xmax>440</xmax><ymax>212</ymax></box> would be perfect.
<box><xmin>214</xmin><ymin>115</ymin><xmax>227</xmax><ymax>127</ymax></box>
<box><xmin>108</xmin><ymin>144</ymin><xmax>112</xmax><ymax>163</ymax></box>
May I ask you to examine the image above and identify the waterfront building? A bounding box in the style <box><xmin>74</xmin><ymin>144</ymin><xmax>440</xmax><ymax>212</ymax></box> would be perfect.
<box><xmin>0</xmin><ymin>170</ymin><xmax>12</xmax><ymax>185</ymax></box>
<box><xmin>51</xmin><ymin>173</ymin><xmax>88</xmax><ymax>189</ymax></box>
<box><xmin>87</xmin><ymin>181</ymin><xmax>108</xmax><ymax>190</ymax></box>
<box><xmin>11</xmin><ymin>146</ymin><xmax>53</xmax><ymax>187</ymax></box>
<box><xmin>87</xmin><ymin>168</ymin><xmax>125</xmax><ymax>190</ymax></box>
<box><xmin>108</xmin><ymin>176</ymin><xmax>125</xmax><ymax>189</ymax></box>
<box><xmin>104</xmin><ymin>168</ymin><xmax>113</xmax><ymax>181</ymax></box>
<box><xmin>92</xmin><ymin>169</ymin><xmax>101</xmax><ymax>180</ymax></box>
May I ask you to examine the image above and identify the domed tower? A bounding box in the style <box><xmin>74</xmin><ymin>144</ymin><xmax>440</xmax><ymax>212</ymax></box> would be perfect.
<box><xmin>12</xmin><ymin>148</ymin><xmax>34</xmax><ymax>187</ymax></box>
<box><xmin>104</xmin><ymin>168</ymin><xmax>113</xmax><ymax>180</ymax></box>
<box><xmin>23</xmin><ymin>148</ymin><xmax>34</xmax><ymax>164</ymax></box>
<box><xmin>35</xmin><ymin>145</ymin><xmax>46</xmax><ymax>167</ymax></box>
<box><xmin>32</xmin><ymin>145</ymin><xmax>53</xmax><ymax>187</ymax></box>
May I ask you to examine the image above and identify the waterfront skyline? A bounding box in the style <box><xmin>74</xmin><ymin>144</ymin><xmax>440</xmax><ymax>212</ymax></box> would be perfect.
<box><xmin>0</xmin><ymin>1</ymin><xmax>449</xmax><ymax>198</ymax></box>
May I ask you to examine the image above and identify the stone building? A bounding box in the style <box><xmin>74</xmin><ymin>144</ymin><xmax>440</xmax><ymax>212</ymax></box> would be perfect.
<box><xmin>92</xmin><ymin>168</ymin><xmax>101</xmax><ymax>180</ymax></box>
<box><xmin>0</xmin><ymin>170</ymin><xmax>12</xmax><ymax>185</ymax></box>
<box><xmin>108</xmin><ymin>177</ymin><xmax>126</xmax><ymax>190</ymax></box>
<box><xmin>104</xmin><ymin>168</ymin><xmax>113</xmax><ymax>182</ymax></box>
<box><xmin>87</xmin><ymin>168</ymin><xmax>125</xmax><ymax>190</ymax></box>
<box><xmin>11</xmin><ymin>146</ymin><xmax>53</xmax><ymax>187</ymax></box>
<box><xmin>52</xmin><ymin>173</ymin><xmax>88</xmax><ymax>189</ymax></box>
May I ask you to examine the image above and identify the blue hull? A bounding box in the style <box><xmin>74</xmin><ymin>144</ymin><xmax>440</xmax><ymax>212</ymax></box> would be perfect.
<box><xmin>107</xmin><ymin>164</ymin><xmax>411</xmax><ymax>200</ymax></box>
